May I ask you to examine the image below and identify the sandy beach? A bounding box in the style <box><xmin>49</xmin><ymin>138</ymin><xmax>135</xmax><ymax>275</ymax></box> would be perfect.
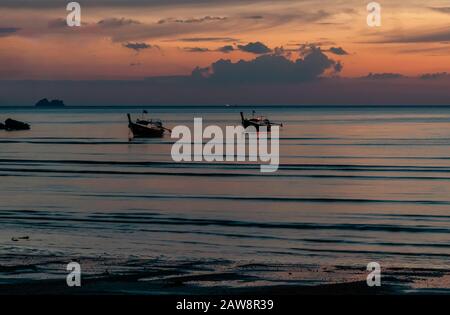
<box><xmin>1</xmin><ymin>253</ymin><xmax>450</xmax><ymax>295</ymax></box>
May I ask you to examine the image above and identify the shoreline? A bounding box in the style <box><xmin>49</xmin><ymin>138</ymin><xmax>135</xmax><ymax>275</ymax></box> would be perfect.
<box><xmin>1</xmin><ymin>256</ymin><xmax>449</xmax><ymax>295</ymax></box>
<box><xmin>0</xmin><ymin>279</ymin><xmax>399</xmax><ymax>295</ymax></box>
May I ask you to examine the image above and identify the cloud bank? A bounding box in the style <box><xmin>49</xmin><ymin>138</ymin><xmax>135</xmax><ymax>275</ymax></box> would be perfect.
<box><xmin>237</xmin><ymin>42</ymin><xmax>272</xmax><ymax>54</ymax></box>
<box><xmin>191</xmin><ymin>47</ymin><xmax>341</xmax><ymax>83</ymax></box>
<box><xmin>0</xmin><ymin>27</ymin><xmax>20</xmax><ymax>37</ymax></box>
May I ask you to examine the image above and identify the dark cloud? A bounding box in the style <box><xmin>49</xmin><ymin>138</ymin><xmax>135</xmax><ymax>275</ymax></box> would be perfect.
<box><xmin>172</xmin><ymin>37</ymin><xmax>237</xmax><ymax>42</ymax></box>
<box><xmin>363</xmin><ymin>73</ymin><xmax>405</xmax><ymax>80</ymax></box>
<box><xmin>108</xmin><ymin>22</ymin><xmax>238</xmax><ymax>43</ymax></box>
<box><xmin>237</xmin><ymin>41</ymin><xmax>271</xmax><ymax>54</ymax></box>
<box><xmin>0</xmin><ymin>0</ymin><xmax>269</xmax><ymax>8</ymax></box>
<box><xmin>218</xmin><ymin>45</ymin><xmax>235</xmax><ymax>53</ymax></box>
<box><xmin>298</xmin><ymin>43</ymin><xmax>342</xmax><ymax>56</ymax></box>
<box><xmin>272</xmin><ymin>46</ymin><xmax>295</xmax><ymax>58</ymax></box>
<box><xmin>420</xmin><ymin>72</ymin><xmax>450</xmax><ymax>80</ymax></box>
<box><xmin>241</xmin><ymin>10</ymin><xmax>331</xmax><ymax>30</ymax></box>
<box><xmin>273</xmin><ymin>46</ymin><xmax>285</xmax><ymax>55</ymax></box>
<box><xmin>298</xmin><ymin>44</ymin><xmax>317</xmax><ymax>56</ymax></box>
<box><xmin>191</xmin><ymin>47</ymin><xmax>340</xmax><ymax>83</ymax></box>
<box><xmin>39</xmin><ymin>15</ymin><xmax>236</xmax><ymax>43</ymax></box>
<box><xmin>342</xmin><ymin>8</ymin><xmax>356</xmax><ymax>14</ymax></box>
<box><xmin>184</xmin><ymin>47</ymin><xmax>210</xmax><ymax>52</ymax></box>
<box><xmin>398</xmin><ymin>46</ymin><xmax>450</xmax><ymax>55</ymax></box>
<box><xmin>4</xmin><ymin>6</ymin><xmax>331</xmax><ymax>43</ymax></box>
<box><xmin>123</xmin><ymin>42</ymin><xmax>152</xmax><ymax>52</ymax></box>
<box><xmin>0</xmin><ymin>27</ymin><xmax>20</xmax><ymax>37</ymax></box>
<box><xmin>367</xmin><ymin>28</ymin><xmax>450</xmax><ymax>43</ymax></box>
<box><xmin>158</xmin><ymin>16</ymin><xmax>227</xmax><ymax>24</ymax></box>
<box><xmin>334</xmin><ymin>61</ymin><xmax>343</xmax><ymax>73</ymax></box>
<box><xmin>429</xmin><ymin>7</ymin><xmax>450</xmax><ymax>14</ymax></box>
<box><xmin>47</xmin><ymin>18</ymin><xmax>68</xmax><ymax>29</ymax></box>
<box><xmin>245</xmin><ymin>15</ymin><xmax>264</xmax><ymax>19</ymax></box>
<box><xmin>328</xmin><ymin>47</ymin><xmax>349</xmax><ymax>55</ymax></box>
<box><xmin>47</xmin><ymin>18</ymin><xmax>89</xmax><ymax>29</ymax></box>
<box><xmin>291</xmin><ymin>40</ymin><xmax>335</xmax><ymax>47</ymax></box>
<box><xmin>298</xmin><ymin>9</ymin><xmax>331</xmax><ymax>22</ymax></box>
<box><xmin>98</xmin><ymin>18</ymin><xmax>141</xmax><ymax>27</ymax></box>
<box><xmin>316</xmin><ymin>22</ymin><xmax>343</xmax><ymax>26</ymax></box>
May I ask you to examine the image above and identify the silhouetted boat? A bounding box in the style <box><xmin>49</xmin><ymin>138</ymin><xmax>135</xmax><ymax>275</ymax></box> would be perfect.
<box><xmin>127</xmin><ymin>113</ymin><xmax>169</xmax><ymax>138</ymax></box>
<box><xmin>240</xmin><ymin>111</ymin><xmax>283</xmax><ymax>132</ymax></box>
<box><xmin>3</xmin><ymin>118</ymin><xmax>30</xmax><ymax>131</ymax></box>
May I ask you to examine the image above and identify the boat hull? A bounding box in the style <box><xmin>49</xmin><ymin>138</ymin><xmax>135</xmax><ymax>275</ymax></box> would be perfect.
<box><xmin>127</xmin><ymin>113</ymin><xmax>165</xmax><ymax>138</ymax></box>
<box><xmin>241</xmin><ymin>119</ymin><xmax>271</xmax><ymax>132</ymax></box>
<box><xmin>129</xmin><ymin>122</ymin><xmax>164</xmax><ymax>138</ymax></box>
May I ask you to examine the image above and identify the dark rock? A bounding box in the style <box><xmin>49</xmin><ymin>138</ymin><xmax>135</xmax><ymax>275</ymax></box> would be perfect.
<box><xmin>35</xmin><ymin>98</ymin><xmax>65</xmax><ymax>107</ymax></box>
<box><xmin>5</xmin><ymin>118</ymin><xmax>30</xmax><ymax>131</ymax></box>
<box><xmin>0</xmin><ymin>122</ymin><xmax>5</xmax><ymax>130</ymax></box>
<box><xmin>35</xmin><ymin>98</ymin><xmax>50</xmax><ymax>107</ymax></box>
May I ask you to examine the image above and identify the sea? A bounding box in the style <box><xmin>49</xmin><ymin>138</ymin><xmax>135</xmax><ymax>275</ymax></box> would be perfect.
<box><xmin>1</xmin><ymin>106</ymin><xmax>450</xmax><ymax>292</ymax></box>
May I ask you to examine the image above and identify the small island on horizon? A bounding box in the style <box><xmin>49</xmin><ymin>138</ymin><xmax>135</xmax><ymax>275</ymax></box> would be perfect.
<box><xmin>35</xmin><ymin>98</ymin><xmax>65</xmax><ymax>107</ymax></box>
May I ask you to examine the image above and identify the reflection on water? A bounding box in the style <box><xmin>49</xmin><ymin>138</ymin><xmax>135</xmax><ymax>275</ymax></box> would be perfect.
<box><xmin>1</xmin><ymin>106</ymin><xmax>450</xmax><ymax>286</ymax></box>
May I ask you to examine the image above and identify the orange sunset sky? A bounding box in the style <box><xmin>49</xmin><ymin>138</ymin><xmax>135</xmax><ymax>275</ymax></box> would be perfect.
<box><xmin>0</xmin><ymin>0</ymin><xmax>449</xmax><ymax>80</ymax></box>
<box><xmin>1</xmin><ymin>0</ymin><xmax>450</xmax><ymax>106</ymax></box>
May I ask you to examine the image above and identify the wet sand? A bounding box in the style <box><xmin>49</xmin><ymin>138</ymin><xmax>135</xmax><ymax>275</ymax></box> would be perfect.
<box><xmin>1</xmin><ymin>255</ymin><xmax>449</xmax><ymax>295</ymax></box>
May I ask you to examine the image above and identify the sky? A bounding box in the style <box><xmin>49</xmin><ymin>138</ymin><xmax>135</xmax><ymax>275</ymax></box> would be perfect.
<box><xmin>0</xmin><ymin>0</ymin><xmax>450</xmax><ymax>105</ymax></box>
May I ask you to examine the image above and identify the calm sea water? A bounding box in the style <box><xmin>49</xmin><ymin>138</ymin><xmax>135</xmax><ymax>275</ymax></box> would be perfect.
<box><xmin>1</xmin><ymin>106</ymin><xmax>450</xmax><ymax>284</ymax></box>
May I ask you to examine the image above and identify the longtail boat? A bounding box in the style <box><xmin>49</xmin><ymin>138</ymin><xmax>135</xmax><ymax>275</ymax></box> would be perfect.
<box><xmin>240</xmin><ymin>111</ymin><xmax>283</xmax><ymax>132</ymax></box>
<box><xmin>127</xmin><ymin>113</ymin><xmax>170</xmax><ymax>138</ymax></box>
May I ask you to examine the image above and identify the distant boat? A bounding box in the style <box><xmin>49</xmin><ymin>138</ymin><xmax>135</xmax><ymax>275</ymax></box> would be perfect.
<box><xmin>240</xmin><ymin>111</ymin><xmax>283</xmax><ymax>132</ymax></box>
<box><xmin>35</xmin><ymin>98</ymin><xmax>65</xmax><ymax>107</ymax></box>
<box><xmin>127</xmin><ymin>113</ymin><xmax>170</xmax><ymax>138</ymax></box>
<box><xmin>3</xmin><ymin>118</ymin><xmax>30</xmax><ymax>131</ymax></box>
